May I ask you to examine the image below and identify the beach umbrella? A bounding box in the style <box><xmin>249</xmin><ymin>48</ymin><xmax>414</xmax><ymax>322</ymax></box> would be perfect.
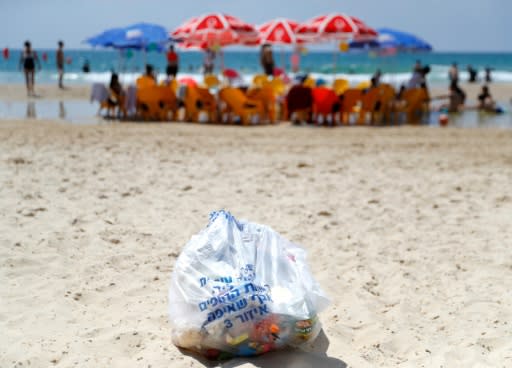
<box><xmin>296</xmin><ymin>13</ymin><xmax>377</xmax><ymax>74</ymax></box>
<box><xmin>85</xmin><ymin>23</ymin><xmax>170</xmax><ymax>50</ymax></box>
<box><xmin>256</xmin><ymin>18</ymin><xmax>306</xmax><ymax>45</ymax></box>
<box><xmin>350</xmin><ymin>28</ymin><xmax>432</xmax><ymax>52</ymax></box>
<box><xmin>249</xmin><ymin>18</ymin><xmax>307</xmax><ymax>72</ymax></box>
<box><xmin>296</xmin><ymin>13</ymin><xmax>376</xmax><ymax>42</ymax></box>
<box><xmin>172</xmin><ymin>13</ymin><xmax>258</xmax><ymax>47</ymax></box>
<box><xmin>172</xmin><ymin>13</ymin><xmax>258</xmax><ymax>71</ymax></box>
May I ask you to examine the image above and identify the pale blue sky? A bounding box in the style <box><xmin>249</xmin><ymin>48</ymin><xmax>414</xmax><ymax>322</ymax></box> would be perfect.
<box><xmin>0</xmin><ymin>0</ymin><xmax>510</xmax><ymax>51</ymax></box>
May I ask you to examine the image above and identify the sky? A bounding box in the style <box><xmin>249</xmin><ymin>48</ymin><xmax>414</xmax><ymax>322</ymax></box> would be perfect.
<box><xmin>0</xmin><ymin>0</ymin><xmax>510</xmax><ymax>52</ymax></box>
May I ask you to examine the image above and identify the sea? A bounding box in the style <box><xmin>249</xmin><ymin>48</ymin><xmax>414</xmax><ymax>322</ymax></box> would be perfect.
<box><xmin>2</xmin><ymin>49</ymin><xmax>512</xmax><ymax>87</ymax></box>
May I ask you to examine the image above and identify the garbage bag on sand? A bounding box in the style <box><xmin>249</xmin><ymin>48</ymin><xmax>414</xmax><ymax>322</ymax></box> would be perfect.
<box><xmin>168</xmin><ymin>210</ymin><xmax>330</xmax><ymax>359</ymax></box>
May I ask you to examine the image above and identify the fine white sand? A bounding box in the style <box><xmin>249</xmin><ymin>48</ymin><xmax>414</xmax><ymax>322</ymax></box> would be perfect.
<box><xmin>1</xmin><ymin>119</ymin><xmax>511</xmax><ymax>367</ymax></box>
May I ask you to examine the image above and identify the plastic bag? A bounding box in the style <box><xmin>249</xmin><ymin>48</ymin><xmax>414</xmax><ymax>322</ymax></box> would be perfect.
<box><xmin>168</xmin><ymin>210</ymin><xmax>330</xmax><ymax>359</ymax></box>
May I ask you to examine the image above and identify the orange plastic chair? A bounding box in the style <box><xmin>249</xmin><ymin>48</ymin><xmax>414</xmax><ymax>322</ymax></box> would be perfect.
<box><xmin>136</xmin><ymin>86</ymin><xmax>178</xmax><ymax>121</ymax></box>
<box><xmin>136</xmin><ymin>75</ymin><xmax>156</xmax><ymax>89</ymax></box>
<box><xmin>218</xmin><ymin>87</ymin><xmax>264</xmax><ymax>125</ymax></box>
<box><xmin>376</xmin><ymin>84</ymin><xmax>396</xmax><ymax>124</ymax></box>
<box><xmin>312</xmin><ymin>87</ymin><xmax>340</xmax><ymax>125</ymax></box>
<box><xmin>340</xmin><ymin>89</ymin><xmax>362</xmax><ymax>124</ymax></box>
<box><xmin>246</xmin><ymin>85</ymin><xmax>276</xmax><ymax>123</ymax></box>
<box><xmin>183</xmin><ymin>86</ymin><xmax>217</xmax><ymax>123</ymax></box>
<box><xmin>396</xmin><ymin>88</ymin><xmax>429</xmax><ymax>124</ymax></box>
<box><xmin>358</xmin><ymin>87</ymin><xmax>381</xmax><ymax>124</ymax></box>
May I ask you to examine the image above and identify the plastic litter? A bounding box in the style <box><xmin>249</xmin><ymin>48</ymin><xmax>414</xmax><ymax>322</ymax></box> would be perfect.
<box><xmin>168</xmin><ymin>210</ymin><xmax>329</xmax><ymax>359</ymax></box>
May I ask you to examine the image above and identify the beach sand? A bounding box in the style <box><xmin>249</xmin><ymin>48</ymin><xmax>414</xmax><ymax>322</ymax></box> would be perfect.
<box><xmin>1</xmin><ymin>116</ymin><xmax>512</xmax><ymax>367</ymax></box>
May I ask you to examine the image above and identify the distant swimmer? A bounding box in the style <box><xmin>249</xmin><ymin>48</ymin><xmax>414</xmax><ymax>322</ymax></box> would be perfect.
<box><xmin>467</xmin><ymin>65</ymin><xmax>478</xmax><ymax>83</ymax></box>
<box><xmin>484</xmin><ymin>66</ymin><xmax>493</xmax><ymax>83</ymax></box>
<box><xmin>19</xmin><ymin>41</ymin><xmax>41</xmax><ymax>97</ymax></box>
<box><xmin>82</xmin><ymin>60</ymin><xmax>90</xmax><ymax>73</ymax></box>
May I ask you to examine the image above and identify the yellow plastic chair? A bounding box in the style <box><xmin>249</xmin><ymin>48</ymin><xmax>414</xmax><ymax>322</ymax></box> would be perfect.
<box><xmin>218</xmin><ymin>87</ymin><xmax>264</xmax><ymax>125</ymax></box>
<box><xmin>270</xmin><ymin>77</ymin><xmax>287</xmax><ymax>97</ymax></box>
<box><xmin>252</xmin><ymin>74</ymin><xmax>269</xmax><ymax>88</ymax></box>
<box><xmin>203</xmin><ymin>74</ymin><xmax>220</xmax><ymax>89</ymax></box>
<box><xmin>356</xmin><ymin>80</ymin><xmax>371</xmax><ymax>90</ymax></box>
<box><xmin>303</xmin><ymin>77</ymin><xmax>316</xmax><ymax>89</ymax></box>
<box><xmin>333</xmin><ymin>78</ymin><xmax>349</xmax><ymax>95</ymax></box>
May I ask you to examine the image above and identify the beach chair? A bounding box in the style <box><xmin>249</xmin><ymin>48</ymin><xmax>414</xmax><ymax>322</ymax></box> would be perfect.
<box><xmin>246</xmin><ymin>85</ymin><xmax>276</xmax><ymax>123</ymax></box>
<box><xmin>376</xmin><ymin>84</ymin><xmax>396</xmax><ymax>124</ymax></box>
<box><xmin>182</xmin><ymin>86</ymin><xmax>217</xmax><ymax>123</ymax></box>
<box><xmin>203</xmin><ymin>74</ymin><xmax>220</xmax><ymax>89</ymax></box>
<box><xmin>356</xmin><ymin>80</ymin><xmax>371</xmax><ymax>90</ymax></box>
<box><xmin>136</xmin><ymin>86</ymin><xmax>178</xmax><ymax>121</ymax></box>
<box><xmin>332</xmin><ymin>78</ymin><xmax>350</xmax><ymax>95</ymax></box>
<box><xmin>252</xmin><ymin>74</ymin><xmax>269</xmax><ymax>88</ymax></box>
<box><xmin>218</xmin><ymin>87</ymin><xmax>264</xmax><ymax>125</ymax></box>
<box><xmin>395</xmin><ymin>88</ymin><xmax>430</xmax><ymax>124</ymax></box>
<box><xmin>284</xmin><ymin>85</ymin><xmax>313</xmax><ymax>124</ymax></box>
<box><xmin>303</xmin><ymin>77</ymin><xmax>316</xmax><ymax>89</ymax></box>
<box><xmin>90</xmin><ymin>83</ymin><xmax>126</xmax><ymax>119</ymax></box>
<box><xmin>312</xmin><ymin>87</ymin><xmax>341</xmax><ymax>125</ymax></box>
<box><xmin>358</xmin><ymin>87</ymin><xmax>381</xmax><ymax>124</ymax></box>
<box><xmin>339</xmin><ymin>89</ymin><xmax>362</xmax><ymax>124</ymax></box>
<box><xmin>136</xmin><ymin>76</ymin><xmax>156</xmax><ymax>89</ymax></box>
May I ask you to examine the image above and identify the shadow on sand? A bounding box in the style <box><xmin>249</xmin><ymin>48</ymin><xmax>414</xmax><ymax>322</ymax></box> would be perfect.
<box><xmin>179</xmin><ymin>330</ymin><xmax>347</xmax><ymax>368</ymax></box>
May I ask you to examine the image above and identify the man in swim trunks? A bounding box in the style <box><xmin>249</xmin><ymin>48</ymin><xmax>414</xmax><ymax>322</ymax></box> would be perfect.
<box><xmin>56</xmin><ymin>41</ymin><xmax>65</xmax><ymax>88</ymax></box>
<box><xmin>19</xmin><ymin>41</ymin><xmax>41</xmax><ymax>97</ymax></box>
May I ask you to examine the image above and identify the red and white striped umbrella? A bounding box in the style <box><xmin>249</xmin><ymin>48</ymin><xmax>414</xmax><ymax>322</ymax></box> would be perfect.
<box><xmin>296</xmin><ymin>13</ymin><xmax>377</xmax><ymax>42</ymax></box>
<box><xmin>172</xmin><ymin>13</ymin><xmax>258</xmax><ymax>47</ymax></box>
<box><xmin>256</xmin><ymin>18</ymin><xmax>306</xmax><ymax>45</ymax></box>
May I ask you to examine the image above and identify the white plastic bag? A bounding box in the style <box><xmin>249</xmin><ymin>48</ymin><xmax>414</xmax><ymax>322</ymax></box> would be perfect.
<box><xmin>168</xmin><ymin>210</ymin><xmax>330</xmax><ymax>359</ymax></box>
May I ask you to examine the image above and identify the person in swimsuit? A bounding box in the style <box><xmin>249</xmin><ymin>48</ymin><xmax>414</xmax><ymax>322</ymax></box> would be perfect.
<box><xmin>260</xmin><ymin>44</ymin><xmax>275</xmax><ymax>77</ymax></box>
<box><xmin>56</xmin><ymin>40</ymin><xmax>65</xmax><ymax>88</ymax></box>
<box><xmin>19</xmin><ymin>41</ymin><xmax>41</xmax><ymax>96</ymax></box>
<box><xmin>166</xmin><ymin>45</ymin><xmax>179</xmax><ymax>80</ymax></box>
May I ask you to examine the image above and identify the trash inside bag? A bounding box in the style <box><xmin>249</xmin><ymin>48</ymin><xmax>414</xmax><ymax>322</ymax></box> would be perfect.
<box><xmin>168</xmin><ymin>210</ymin><xmax>330</xmax><ymax>359</ymax></box>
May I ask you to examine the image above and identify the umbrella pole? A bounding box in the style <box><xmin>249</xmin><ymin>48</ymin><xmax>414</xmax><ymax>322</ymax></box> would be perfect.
<box><xmin>333</xmin><ymin>45</ymin><xmax>338</xmax><ymax>77</ymax></box>
<box><xmin>281</xmin><ymin>46</ymin><xmax>285</xmax><ymax>74</ymax></box>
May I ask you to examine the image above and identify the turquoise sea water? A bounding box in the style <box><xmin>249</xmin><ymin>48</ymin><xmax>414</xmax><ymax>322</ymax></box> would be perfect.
<box><xmin>2</xmin><ymin>49</ymin><xmax>512</xmax><ymax>87</ymax></box>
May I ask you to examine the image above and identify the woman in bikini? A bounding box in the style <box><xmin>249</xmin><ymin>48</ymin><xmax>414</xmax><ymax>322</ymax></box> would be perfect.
<box><xmin>19</xmin><ymin>41</ymin><xmax>41</xmax><ymax>97</ymax></box>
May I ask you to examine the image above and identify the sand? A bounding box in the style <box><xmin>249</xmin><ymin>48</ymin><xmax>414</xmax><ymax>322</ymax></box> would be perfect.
<box><xmin>1</xmin><ymin>115</ymin><xmax>512</xmax><ymax>367</ymax></box>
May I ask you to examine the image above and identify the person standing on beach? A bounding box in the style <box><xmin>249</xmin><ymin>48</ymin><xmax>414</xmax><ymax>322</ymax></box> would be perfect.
<box><xmin>56</xmin><ymin>40</ymin><xmax>65</xmax><ymax>88</ymax></box>
<box><xmin>19</xmin><ymin>41</ymin><xmax>40</xmax><ymax>97</ymax></box>
<box><xmin>260</xmin><ymin>44</ymin><xmax>275</xmax><ymax>77</ymax></box>
<box><xmin>448</xmin><ymin>63</ymin><xmax>459</xmax><ymax>84</ymax></box>
<box><xmin>165</xmin><ymin>45</ymin><xmax>179</xmax><ymax>80</ymax></box>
